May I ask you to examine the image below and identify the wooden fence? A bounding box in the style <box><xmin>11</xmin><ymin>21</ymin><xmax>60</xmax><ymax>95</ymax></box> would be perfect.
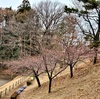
<box><xmin>0</xmin><ymin>76</ymin><xmax>29</xmax><ymax>99</ymax></box>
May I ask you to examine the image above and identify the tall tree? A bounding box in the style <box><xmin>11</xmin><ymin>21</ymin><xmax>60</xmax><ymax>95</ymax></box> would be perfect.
<box><xmin>0</xmin><ymin>9</ymin><xmax>41</xmax><ymax>60</ymax></box>
<box><xmin>64</xmin><ymin>0</ymin><xmax>100</xmax><ymax>64</ymax></box>
<box><xmin>0</xmin><ymin>8</ymin><xmax>16</xmax><ymax>60</ymax></box>
<box><xmin>35</xmin><ymin>0</ymin><xmax>64</xmax><ymax>49</ymax></box>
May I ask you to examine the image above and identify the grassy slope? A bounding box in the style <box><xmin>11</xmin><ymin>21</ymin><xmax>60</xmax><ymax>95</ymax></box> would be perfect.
<box><xmin>19</xmin><ymin>62</ymin><xmax>100</xmax><ymax>99</ymax></box>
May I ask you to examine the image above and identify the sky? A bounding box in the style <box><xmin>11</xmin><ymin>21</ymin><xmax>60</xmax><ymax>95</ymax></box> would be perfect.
<box><xmin>0</xmin><ymin>0</ymin><xmax>72</xmax><ymax>10</ymax></box>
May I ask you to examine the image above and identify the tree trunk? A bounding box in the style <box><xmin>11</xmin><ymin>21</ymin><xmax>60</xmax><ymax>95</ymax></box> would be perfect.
<box><xmin>48</xmin><ymin>78</ymin><xmax>52</xmax><ymax>93</ymax></box>
<box><xmin>35</xmin><ymin>74</ymin><xmax>41</xmax><ymax>87</ymax></box>
<box><xmin>93</xmin><ymin>48</ymin><xmax>98</xmax><ymax>64</ymax></box>
<box><xmin>70</xmin><ymin>64</ymin><xmax>73</xmax><ymax>78</ymax></box>
<box><xmin>93</xmin><ymin>56</ymin><xmax>97</xmax><ymax>64</ymax></box>
<box><xmin>93</xmin><ymin>11</ymin><xmax>100</xmax><ymax>64</ymax></box>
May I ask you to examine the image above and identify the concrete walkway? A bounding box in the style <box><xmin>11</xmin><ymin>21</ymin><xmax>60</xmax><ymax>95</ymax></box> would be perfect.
<box><xmin>0</xmin><ymin>79</ymin><xmax>10</xmax><ymax>86</ymax></box>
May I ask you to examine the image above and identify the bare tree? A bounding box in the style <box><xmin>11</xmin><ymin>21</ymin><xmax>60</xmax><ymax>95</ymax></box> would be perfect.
<box><xmin>35</xmin><ymin>0</ymin><xmax>64</xmax><ymax>48</ymax></box>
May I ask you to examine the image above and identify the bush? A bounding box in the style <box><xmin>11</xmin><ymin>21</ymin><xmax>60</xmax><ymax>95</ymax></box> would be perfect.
<box><xmin>26</xmin><ymin>80</ymin><xmax>32</xmax><ymax>86</ymax></box>
<box><xmin>10</xmin><ymin>91</ymin><xmax>18</xmax><ymax>99</ymax></box>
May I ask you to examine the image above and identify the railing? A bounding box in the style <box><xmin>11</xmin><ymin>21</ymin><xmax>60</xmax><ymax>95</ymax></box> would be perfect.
<box><xmin>0</xmin><ymin>76</ymin><xmax>29</xmax><ymax>99</ymax></box>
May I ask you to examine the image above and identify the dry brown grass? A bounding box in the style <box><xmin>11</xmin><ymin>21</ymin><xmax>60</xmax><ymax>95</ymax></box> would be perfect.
<box><xmin>17</xmin><ymin>61</ymin><xmax>100</xmax><ymax>99</ymax></box>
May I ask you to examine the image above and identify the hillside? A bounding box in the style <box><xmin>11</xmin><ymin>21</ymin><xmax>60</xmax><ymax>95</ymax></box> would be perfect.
<box><xmin>17</xmin><ymin>62</ymin><xmax>100</xmax><ymax>99</ymax></box>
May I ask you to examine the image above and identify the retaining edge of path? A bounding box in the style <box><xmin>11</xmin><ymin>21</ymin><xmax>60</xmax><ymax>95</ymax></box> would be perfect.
<box><xmin>0</xmin><ymin>76</ymin><xmax>29</xmax><ymax>98</ymax></box>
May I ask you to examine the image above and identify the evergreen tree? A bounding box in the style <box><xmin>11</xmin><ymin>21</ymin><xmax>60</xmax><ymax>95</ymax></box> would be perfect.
<box><xmin>17</xmin><ymin>0</ymin><xmax>31</xmax><ymax>13</ymax></box>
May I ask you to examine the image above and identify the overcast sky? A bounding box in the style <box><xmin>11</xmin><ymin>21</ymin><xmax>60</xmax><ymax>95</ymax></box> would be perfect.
<box><xmin>0</xmin><ymin>0</ymin><xmax>72</xmax><ymax>10</ymax></box>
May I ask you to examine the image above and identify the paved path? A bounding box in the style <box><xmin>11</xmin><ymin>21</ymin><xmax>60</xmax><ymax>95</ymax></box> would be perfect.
<box><xmin>0</xmin><ymin>79</ymin><xmax>10</xmax><ymax>86</ymax></box>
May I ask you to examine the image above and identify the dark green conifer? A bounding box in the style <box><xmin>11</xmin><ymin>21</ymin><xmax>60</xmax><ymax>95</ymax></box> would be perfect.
<box><xmin>17</xmin><ymin>0</ymin><xmax>31</xmax><ymax>13</ymax></box>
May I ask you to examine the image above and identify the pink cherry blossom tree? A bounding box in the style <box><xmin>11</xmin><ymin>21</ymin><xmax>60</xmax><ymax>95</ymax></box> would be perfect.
<box><xmin>59</xmin><ymin>15</ymin><xmax>92</xmax><ymax>78</ymax></box>
<box><xmin>41</xmin><ymin>49</ymin><xmax>68</xmax><ymax>93</ymax></box>
<box><xmin>6</xmin><ymin>56</ymin><xmax>45</xmax><ymax>87</ymax></box>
